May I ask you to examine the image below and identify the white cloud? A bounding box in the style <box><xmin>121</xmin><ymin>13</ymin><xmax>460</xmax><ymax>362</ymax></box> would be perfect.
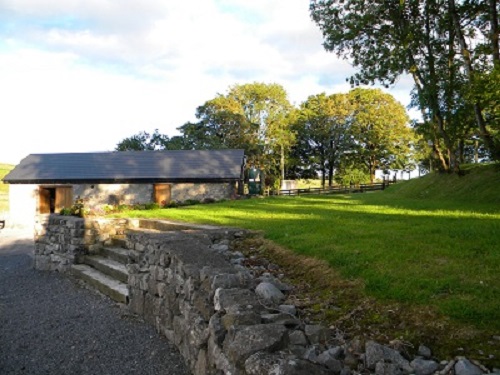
<box><xmin>0</xmin><ymin>0</ymin><xmax>416</xmax><ymax>165</ymax></box>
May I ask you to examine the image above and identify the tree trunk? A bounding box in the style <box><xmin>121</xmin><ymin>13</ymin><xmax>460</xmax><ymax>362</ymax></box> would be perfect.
<box><xmin>433</xmin><ymin>140</ymin><xmax>450</xmax><ymax>171</ymax></box>
<box><xmin>490</xmin><ymin>0</ymin><xmax>500</xmax><ymax>67</ymax></box>
<box><xmin>328</xmin><ymin>164</ymin><xmax>334</xmax><ymax>187</ymax></box>
<box><xmin>458</xmin><ymin>139</ymin><xmax>465</xmax><ymax>165</ymax></box>
<box><xmin>450</xmin><ymin>0</ymin><xmax>500</xmax><ymax>161</ymax></box>
<box><xmin>280</xmin><ymin>144</ymin><xmax>285</xmax><ymax>183</ymax></box>
<box><xmin>369</xmin><ymin>156</ymin><xmax>376</xmax><ymax>184</ymax></box>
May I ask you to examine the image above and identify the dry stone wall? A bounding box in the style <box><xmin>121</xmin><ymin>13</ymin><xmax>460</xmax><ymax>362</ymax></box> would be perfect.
<box><xmin>125</xmin><ymin>228</ymin><xmax>339</xmax><ymax>374</ymax></box>
<box><xmin>34</xmin><ymin>215</ymin><xmax>133</xmax><ymax>272</ymax></box>
<box><xmin>34</xmin><ymin>216</ymin><xmax>492</xmax><ymax>375</ymax></box>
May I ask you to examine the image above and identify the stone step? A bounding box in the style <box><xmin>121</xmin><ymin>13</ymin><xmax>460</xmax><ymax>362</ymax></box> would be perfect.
<box><xmin>71</xmin><ymin>264</ymin><xmax>129</xmax><ymax>304</ymax></box>
<box><xmin>83</xmin><ymin>256</ymin><xmax>129</xmax><ymax>284</ymax></box>
<box><xmin>100</xmin><ymin>246</ymin><xmax>130</xmax><ymax>264</ymax></box>
<box><xmin>112</xmin><ymin>238</ymin><xmax>127</xmax><ymax>248</ymax></box>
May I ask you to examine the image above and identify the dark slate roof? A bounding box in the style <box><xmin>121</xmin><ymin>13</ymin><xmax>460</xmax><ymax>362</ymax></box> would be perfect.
<box><xmin>3</xmin><ymin>150</ymin><xmax>245</xmax><ymax>184</ymax></box>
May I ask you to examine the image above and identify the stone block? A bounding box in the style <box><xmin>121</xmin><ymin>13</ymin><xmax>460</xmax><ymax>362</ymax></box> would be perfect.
<box><xmin>304</xmin><ymin>325</ymin><xmax>329</xmax><ymax>345</ymax></box>
<box><xmin>214</xmin><ymin>288</ymin><xmax>261</xmax><ymax>314</ymax></box>
<box><xmin>221</xmin><ymin>311</ymin><xmax>261</xmax><ymax>330</ymax></box>
<box><xmin>223</xmin><ymin>324</ymin><xmax>288</xmax><ymax>366</ymax></box>
<box><xmin>454</xmin><ymin>359</ymin><xmax>483</xmax><ymax>375</ymax></box>
<box><xmin>194</xmin><ymin>349</ymin><xmax>208</xmax><ymax>375</ymax></box>
<box><xmin>139</xmin><ymin>274</ymin><xmax>150</xmax><ymax>291</ymax></box>
<box><xmin>208</xmin><ymin>313</ymin><xmax>226</xmax><ymax>347</ymax></box>
<box><xmin>148</xmin><ymin>276</ymin><xmax>158</xmax><ymax>296</ymax></box>
<box><xmin>207</xmin><ymin>335</ymin><xmax>233</xmax><ymax>374</ymax></box>
<box><xmin>289</xmin><ymin>330</ymin><xmax>308</xmax><ymax>346</ymax></box>
<box><xmin>144</xmin><ymin>294</ymin><xmax>156</xmax><ymax>326</ymax></box>
<box><xmin>245</xmin><ymin>352</ymin><xmax>331</xmax><ymax>375</ymax></box>
<box><xmin>365</xmin><ymin>341</ymin><xmax>413</xmax><ymax>374</ymax></box>
<box><xmin>376</xmin><ymin>361</ymin><xmax>404</xmax><ymax>375</ymax></box>
<box><xmin>278</xmin><ymin>304</ymin><xmax>297</xmax><ymax>316</ymax></box>
<box><xmin>410</xmin><ymin>358</ymin><xmax>439</xmax><ymax>375</ymax></box>
<box><xmin>192</xmin><ymin>292</ymin><xmax>214</xmax><ymax>321</ymax></box>
<box><xmin>188</xmin><ymin>316</ymin><xmax>209</xmax><ymax>349</ymax></box>
<box><xmin>173</xmin><ymin>315</ymin><xmax>187</xmax><ymax>347</ymax></box>
<box><xmin>316</xmin><ymin>349</ymin><xmax>343</xmax><ymax>373</ymax></box>
<box><xmin>129</xmin><ymin>288</ymin><xmax>145</xmax><ymax>315</ymax></box>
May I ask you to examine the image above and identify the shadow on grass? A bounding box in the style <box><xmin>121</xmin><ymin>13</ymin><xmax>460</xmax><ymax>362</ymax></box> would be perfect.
<box><xmin>127</xmin><ymin>194</ymin><xmax>500</xmax><ymax>333</ymax></box>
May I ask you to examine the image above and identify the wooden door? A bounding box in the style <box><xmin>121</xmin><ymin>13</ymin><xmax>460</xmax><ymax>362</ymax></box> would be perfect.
<box><xmin>154</xmin><ymin>184</ymin><xmax>171</xmax><ymax>206</ymax></box>
<box><xmin>39</xmin><ymin>188</ymin><xmax>51</xmax><ymax>214</ymax></box>
<box><xmin>55</xmin><ymin>186</ymin><xmax>73</xmax><ymax>213</ymax></box>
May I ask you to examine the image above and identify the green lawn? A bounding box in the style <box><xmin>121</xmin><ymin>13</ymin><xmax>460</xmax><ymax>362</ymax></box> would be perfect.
<box><xmin>114</xmin><ymin>192</ymin><xmax>500</xmax><ymax>328</ymax></box>
<box><xmin>110</xmin><ymin>164</ymin><xmax>500</xmax><ymax>361</ymax></box>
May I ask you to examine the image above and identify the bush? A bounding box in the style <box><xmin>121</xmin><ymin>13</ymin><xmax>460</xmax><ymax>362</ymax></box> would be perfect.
<box><xmin>164</xmin><ymin>201</ymin><xmax>178</xmax><ymax>208</ymax></box>
<box><xmin>144</xmin><ymin>202</ymin><xmax>160</xmax><ymax>210</ymax></box>
<box><xmin>335</xmin><ymin>168</ymin><xmax>371</xmax><ymax>186</ymax></box>
<box><xmin>59</xmin><ymin>207</ymin><xmax>72</xmax><ymax>216</ymax></box>
<box><xmin>59</xmin><ymin>197</ymin><xmax>88</xmax><ymax>217</ymax></box>
<box><xmin>183</xmin><ymin>199</ymin><xmax>200</xmax><ymax>206</ymax></box>
<box><xmin>202</xmin><ymin>197</ymin><xmax>216</xmax><ymax>204</ymax></box>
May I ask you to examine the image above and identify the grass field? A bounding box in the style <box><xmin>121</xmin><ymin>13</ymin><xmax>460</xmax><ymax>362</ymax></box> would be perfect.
<box><xmin>112</xmin><ymin>163</ymin><xmax>500</xmax><ymax>363</ymax></box>
<box><xmin>0</xmin><ymin>163</ymin><xmax>14</xmax><ymax>213</ymax></box>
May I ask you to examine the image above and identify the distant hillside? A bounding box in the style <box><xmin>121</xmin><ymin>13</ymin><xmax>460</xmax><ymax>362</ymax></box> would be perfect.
<box><xmin>386</xmin><ymin>163</ymin><xmax>500</xmax><ymax>204</ymax></box>
<box><xmin>0</xmin><ymin>163</ymin><xmax>14</xmax><ymax>187</ymax></box>
<box><xmin>0</xmin><ymin>163</ymin><xmax>14</xmax><ymax>212</ymax></box>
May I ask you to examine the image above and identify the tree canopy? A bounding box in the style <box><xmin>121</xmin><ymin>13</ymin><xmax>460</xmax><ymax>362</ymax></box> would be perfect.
<box><xmin>116</xmin><ymin>84</ymin><xmax>417</xmax><ymax>188</ymax></box>
<box><xmin>310</xmin><ymin>0</ymin><xmax>500</xmax><ymax>169</ymax></box>
<box><xmin>179</xmin><ymin>82</ymin><xmax>295</xmax><ymax>186</ymax></box>
<box><xmin>291</xmin><ymin>89</ymin><xmax>414</xmax><ymax>184</ymax></box>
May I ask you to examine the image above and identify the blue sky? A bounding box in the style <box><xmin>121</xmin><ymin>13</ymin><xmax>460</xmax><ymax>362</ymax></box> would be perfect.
<box><xmin>0</xmin><ymin>0</ymin><xmax>415</xmax><ymax>165</ymax></box>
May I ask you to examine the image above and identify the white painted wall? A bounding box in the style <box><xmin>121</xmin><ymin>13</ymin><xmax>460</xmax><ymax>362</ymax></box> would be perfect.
<box><xmin>8</xmin><ymin>184</ymin><xmax>38</xmax><ymax>228</ymax></box>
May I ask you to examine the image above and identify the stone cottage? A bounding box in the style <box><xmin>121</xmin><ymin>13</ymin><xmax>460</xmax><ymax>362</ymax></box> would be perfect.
<box><xmin>3</xmin><ymin>149</ymin><xmax>245</xmax><ymax>227</ymax></box>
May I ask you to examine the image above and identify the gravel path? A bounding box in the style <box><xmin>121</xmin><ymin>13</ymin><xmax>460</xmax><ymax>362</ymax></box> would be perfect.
<box><xmin>0</xmin><ymin>229</ymin><xmax>190</xmax><ymax>375</ymax></box>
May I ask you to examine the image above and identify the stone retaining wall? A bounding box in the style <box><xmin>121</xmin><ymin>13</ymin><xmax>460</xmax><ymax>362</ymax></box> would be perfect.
<box><xmin>125</xmin><ymin>228</ymin><xmax>338</xmax><ymax>374</ymax></box>
<box><xmin>33</xmin><ymin>215</ymin><xmax>134</xmax><ymax>272</ymax></box>
<box><xmin>34</xmin><ymin>216</ymin><xmax>490</xmax><ymax>375</ymax></box>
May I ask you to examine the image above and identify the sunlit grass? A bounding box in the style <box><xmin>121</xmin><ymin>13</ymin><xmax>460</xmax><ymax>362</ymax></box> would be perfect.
<box><xmin>112</xmin><ymin>190</ymin><xmax>500</xmax><ymax>332</ymax></box>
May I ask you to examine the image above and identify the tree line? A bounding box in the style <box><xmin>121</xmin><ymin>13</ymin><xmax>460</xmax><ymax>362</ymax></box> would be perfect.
<box><xmin>310</xmin><ymin>0</ymin><xmax>500</xmax><ymax>172</ymax></box>
<box><xmin>117</xmin><ymin>83</ymin><xmax>416</xmax><ymax>188</ymax></box>
<box><xmin>117</xmin><ymin>1</ymin><xmax>499</xmax><ymax>187</ymax></box>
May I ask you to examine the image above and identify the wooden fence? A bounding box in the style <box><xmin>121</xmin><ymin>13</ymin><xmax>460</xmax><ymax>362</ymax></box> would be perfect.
<box><xmin>271</xmin><ymin>181</ymin><xmax>395</xmax><ymax>196</ymax></box>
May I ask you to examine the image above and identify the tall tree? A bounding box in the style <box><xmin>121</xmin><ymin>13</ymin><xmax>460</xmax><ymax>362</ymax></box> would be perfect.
<box><xmin>115</xmin><ymin>129</ymin><xmax>169</xmax><ymax>151</ymax></box>
<box><xmin>294</xmin><ymin>93</ymin><xmax>353</xmax><ymax>187</ymax></box>
<box><xmin>310</xmin><ymin>0</ymin><xmax>500</xmax><ymax>167</ymax></box>
<box><xmin>348</xmin><ymin>89</ymin><xmax>414</xmax><ymax>183</ymax></box>
<box><xmin>185</xmin><ymin>82</ymin><xmax>294</xmax><ymax>185</ymax></box>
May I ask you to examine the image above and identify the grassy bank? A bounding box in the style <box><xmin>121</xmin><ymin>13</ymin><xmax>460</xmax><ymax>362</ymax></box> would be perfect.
<box><xmin>0</xmin><ymin>163</ymin><xmax>14</xmax><ymax>213</ymax></box>
<box><xmin>114</xmin><ymin>164</ymin><xmax>499</xmax><ymax>363</ymax></box>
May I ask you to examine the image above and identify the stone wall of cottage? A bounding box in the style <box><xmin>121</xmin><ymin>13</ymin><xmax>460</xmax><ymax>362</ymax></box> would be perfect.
<box><xmin>171</xmin><ymin>182</ymin><xmax>236</xmax><ymax>203</ymax></box>
<box><xmin>74</xmin><ymin>182</ymin><xmax>236</xmax><ymax>207</ymax></box>
<box><xmin>73</xmin><ymin>184</ymin><xmax>153</xmax><ymax>207</ymax></box>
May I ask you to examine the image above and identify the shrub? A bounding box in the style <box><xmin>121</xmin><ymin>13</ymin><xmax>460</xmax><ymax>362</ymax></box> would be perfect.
<box><xmin>145</xmin><ymin>202</ymin><xmax>160</xmax><ymax>210</ymax></box>
<box><xmin>183</xmin><ymin>199</ymin><xmax>200</xmax><ymax>206</ymax></box>
<box><xmin>202</xmin><ymin>197</ymin><xmax>216</xmax><ymax>204</ymax></box>
<box><xmin>59</xmin><ymin>207</ymin><xmax>72</xmax><ymax>216</ymax></box>
<box><xmin>59</xmin><ymin>197</ymin><xmax>89</xmax><ymax>217</ymax></box>
<box><xmin>165</xmin><ymin>201</ymin><xmax>178</xmax><ymax>208</ymax></box>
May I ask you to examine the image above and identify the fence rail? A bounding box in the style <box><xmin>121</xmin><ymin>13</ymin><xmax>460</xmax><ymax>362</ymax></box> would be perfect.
<box><xmin>272</xmin><ymin>181</ymin><xmax>394</xmax><ymax>196</ymax></box>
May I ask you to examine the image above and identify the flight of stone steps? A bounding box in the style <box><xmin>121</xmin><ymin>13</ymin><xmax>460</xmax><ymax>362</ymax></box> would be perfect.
<box><xmin>71</xmin><ymin>238</ymin><xmax>130</xmax><ymax>304</ymax></box>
